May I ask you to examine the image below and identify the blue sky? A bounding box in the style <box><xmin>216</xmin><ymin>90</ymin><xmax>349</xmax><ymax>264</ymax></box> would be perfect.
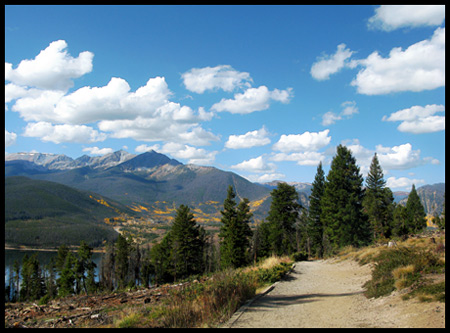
<box><xmin>5</xmin><ymin>5</ymin><xmax>445</xmax><ymax>190</ymax></box>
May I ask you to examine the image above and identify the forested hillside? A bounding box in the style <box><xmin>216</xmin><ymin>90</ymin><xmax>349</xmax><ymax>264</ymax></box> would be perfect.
<box><xmin>5</xmin><ymin>176</ymin><xmax>135</xmax><ymax>248</ymax></box>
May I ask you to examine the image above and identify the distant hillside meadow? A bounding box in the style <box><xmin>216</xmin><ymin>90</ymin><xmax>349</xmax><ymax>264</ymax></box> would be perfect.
<box><xmin>5</xmin><ymin>150</ymin><xmax>445</xmax><ymax>248</ymax></box>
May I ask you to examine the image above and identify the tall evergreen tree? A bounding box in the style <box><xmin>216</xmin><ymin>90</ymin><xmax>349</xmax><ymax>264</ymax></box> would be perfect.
<box><xmin>392</xmin><ymin>203</ymin><xmax>408</xmax><ymax>238</ymax></box>
<box><xmin>28</xmin><ymin>254</ymin><xmax>45</xmax><ymax>301</ymax></box>
<box><xmin>57</xmin><ymin>252</ymin><xmax>76</xmax><ymax>297</ymax></box>
<box><xmin>266</xmin><ymin>182</ymin><xmax>301</xmax><ymax>256</ymax></box>
<box><xmin>170</xmin><ymin>204</ymin><xmax>205</xmax><ymax>280</ymax></box>
<box><xmin>308</xmin><ymin>162</ymin><xmax>325</xmax><ymax>258</ymax></box>
<box><xmin>151</xmin><ymin>231</ymin><xmax>174</xmax><ymax>284</ymax></box>
<box><xmin>115</xmin><ymin>234</ymin><xmax>130</xmax><ymax>289</ymax></box>
<box><xmin>363</xmin><ymin>153</ymin><xmax>394</xmax><ymax>240</ymax></box>
<box><xmin>321</xmin><ymin>145</ymin><xmax>369</xmax><ymax>254</ymax></box>
<box><xmin>219</xmin><ymin>186</ymin><xmax>253</xmax><ymax>269</ymax></box>
<box><xmin>76</xmin><ymin>241</ymin><xmax>96</xmax><ymax>295</ymax></box>
<box><xmin>405</xmin><ymin>184</ymin><xmax>427</xmax><ymax>233</ymax></box>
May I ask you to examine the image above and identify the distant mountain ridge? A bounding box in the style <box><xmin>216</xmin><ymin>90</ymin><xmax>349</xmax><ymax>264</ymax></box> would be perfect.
<box><xmin>5</xmin><ymin>150</ymin><xmax>444</xmax><ymax>222</ymax></box>
<box><xmin>5</xmin><ymin>150</ymin><xmax>273</xmax><ymax>224</ymax></box>
<box><xmin>5</xmin><ymin>150</ymin><xmax>136</xmax><ymax>170</ymax></box>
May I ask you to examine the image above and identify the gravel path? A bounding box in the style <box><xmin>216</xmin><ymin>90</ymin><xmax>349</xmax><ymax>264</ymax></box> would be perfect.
<box><xmin>225</xmin><ymin>258</ymin><xmax>445</xmax><ymax>328</ymax></box>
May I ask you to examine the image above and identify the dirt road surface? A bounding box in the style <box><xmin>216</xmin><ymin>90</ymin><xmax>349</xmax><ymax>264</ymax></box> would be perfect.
<box><xmin>225</xmin><ymin>259</ymin><xmax>444</xmax><ymax>328</ymax></box>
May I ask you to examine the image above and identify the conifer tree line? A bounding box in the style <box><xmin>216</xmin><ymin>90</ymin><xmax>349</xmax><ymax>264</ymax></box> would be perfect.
<box><xmin>5</xmin><ymin>144</ymin><xmax>440</xmax><ymax>303</ymax></box>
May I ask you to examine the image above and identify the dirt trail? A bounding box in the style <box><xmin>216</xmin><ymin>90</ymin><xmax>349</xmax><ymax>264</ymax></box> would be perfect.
<box><xmin>225</xmin><ymin>258</ymin><xmax>444</xmax><ymax>328</ymax></box>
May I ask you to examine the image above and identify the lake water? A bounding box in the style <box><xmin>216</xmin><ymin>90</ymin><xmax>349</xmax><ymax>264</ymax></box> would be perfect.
<box><xmin>4</xmin><ymin>249</ymin><xmax>103</xmax><ymax>286</ymax></box>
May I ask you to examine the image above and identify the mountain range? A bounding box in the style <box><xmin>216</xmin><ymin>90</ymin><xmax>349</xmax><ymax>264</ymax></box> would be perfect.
<box><xmin>5</xmin><ymin>150</ymin><xmax>445</xmax><ymax>247</ymax></box>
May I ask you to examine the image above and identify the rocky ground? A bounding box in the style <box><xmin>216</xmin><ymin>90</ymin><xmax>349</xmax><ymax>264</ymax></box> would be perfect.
<box><xmin>4</xmin><ymin>281</ymin><xmax>193</xmax><ymax>328</ymax></box>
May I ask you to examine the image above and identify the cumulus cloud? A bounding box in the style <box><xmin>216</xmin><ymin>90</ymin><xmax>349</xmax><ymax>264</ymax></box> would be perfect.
<box><xmin>271</xmin><ymin>151</ymin><xmax>325</xmax><ymax>166</ymax></box>
<box><xmin>6</xmin><ymin>40</ymin><xmax>218</xmax><ymax>147</ymax></box>
<box><xmin>99</xmin><ymin>117</ymin><xmax>217</xmax><ymax>146</ymax></box>
<box><xmin>5</xmin><ymin>130</ymin><xmax>17</xmax><ymax>147</ymax></box>
<box><xmin>376</xmin><ymin>143</ymin><xmax>424</xmax><ymax>170</ymax></box>
<box><xmin>322</xmin><ymin>101</ymin><xmax>359</xmax><ymax>126</ymax></box>
<box><xmin>159</xmin><ymin>142</ymin><xmax>217</xmax><ymax>165</ymax></box>
<box><xmin>211</xmin><ymin>86</ymin><xmax>293</xmax><ymax>114</ymax></box>
<box><xmin>5</xmin><ymin>40</ymin><xmax>93</xmax><ymax>91</ymax></box>
<box><xmin>181</xmin><ymin>65</ymin><xmax>252</xmax><ymax>93</ymax></box>
<box><xmin>246</xmin><ymin>173</ymin><xmax>286</xmax><ymax>183</ymax></box>
<box><xmin>368</xmin><ymin>5</ymin><xmax>445</xmax><ymax>31</ymax></box>
<box><xmin>340</xmin><ymin>140</ymin><xmax>436</xmax><ymax>177</ymax></box>
<box><xmin>386</xmin><ymin>176</ymin><xmax>425</xmax><ymax>190</ymax></box>
<box><xmin>82</xmin><ymin>146</ymin><xmax>114</xmax><ymax>156</ymax></box>
<box><xmin>382</xmin><ymin>104</ymin><xmax>445</xmax><ymax>134</ymax></box>
<box><xmin>135</xmin><ymin>144</ymin><xmax>161</xmax><ymax>154</ymax></box>
<box><xmin>23</xmin><ymin>122</ymin><xmax>107</xmax><ymax>144</ymax></box>
<box><xmin>351</xmin><ymin>27</ymin><xmax>445</xmax><ymax>95</ymax></box>
<box><xmin>231</xmin><ymin>155</ymin><xmax>277</xmax><ymax>174</ymax></box>
<box><xmin>310</xmin><ymin>43</ymin><xmax>354</xmax><ymax>80</ymax></box>
<box><xmin>225</xmin><ymin>127</ymin><xmax>271</xmax><ymax>149</ymax></box>
<box><xmin>272</xmin><ymin>129</ymin><xmax>331</xmax><ymax>153</ymax></box>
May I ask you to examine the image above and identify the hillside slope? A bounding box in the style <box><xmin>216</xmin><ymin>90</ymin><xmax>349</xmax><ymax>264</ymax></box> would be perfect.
<box><xmin>5</xmin><ymin>176</ymin><xmax>135</xmax><ymax>248</ymax></box>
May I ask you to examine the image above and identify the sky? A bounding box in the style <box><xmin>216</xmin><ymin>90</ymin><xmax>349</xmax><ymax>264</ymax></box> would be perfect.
<box><xmin>5</xmin><ymin>5</ymin><xmax>445</xmax><ymax>191</ymax></box>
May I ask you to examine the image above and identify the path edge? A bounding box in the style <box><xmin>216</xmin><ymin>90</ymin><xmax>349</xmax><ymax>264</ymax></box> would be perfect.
<box><xmin>221</xmin><ymin>262</ymin><xmax>297</xmax><ymax>328</ymax></box>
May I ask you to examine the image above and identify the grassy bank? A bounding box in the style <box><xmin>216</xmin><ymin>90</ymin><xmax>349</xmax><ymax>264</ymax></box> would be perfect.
<box><xmin>112</xmin><ymin>255</ymin><xmax>293</xmax><ymax>328</ymax></box>
<box><xmin>337</xmin><ymin>234</ymin><xmax>445</xmax><ymax>303</ymax></box>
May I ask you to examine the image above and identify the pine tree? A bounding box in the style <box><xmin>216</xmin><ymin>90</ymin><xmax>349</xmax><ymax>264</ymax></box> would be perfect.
<box><xmin>28</xmin><ymin>254</ymin><xmax>45</xmax><ymax>301</ymax></box>
<box><xmin>405</xmin><ymin>184</ymin><xmax>427</xmax><ymax>233</ymax></box>
<box><xmin>392</xmin><ymin>203</ymin><xmax>408</xmax><ymax>238</ymax></box>
<box><xmin>219</xmin><ymin>186</ymin><xmax>254</xmax><ymax>269</ymax></box>
<box><xmin>13</xmin><ymin>260</ymin><xmax>20</xmax><ymax>302</ymax></box>
<box><xmin>363</xmin><ymin>153</ymin><xmax>394</xmax><ymax>240</ymax></box>
<box><xmin>115</xmin><ymin>234</ymin><xmax>130</xmax><ymax>289</ymax></box>
<box><xmin>308</xmin><ymin>162</ymin><xmax>325</xmax><ymax>258</ymax></box>
<box><xmin>266</xmin><ymin>182</ymin><xmax>301</xmax><ymax>256</ymax></box>
<box><xmin>321</xmin><ymin>145</ymin><xmax>369</xmax><ymax>254</ymax></box>
<box><xmin>170</xmin><ymin>204</ymin><xmax>205</xmax><ymax>280</ymax></box>
<box><xmin>150</xmin><ymin>231</ymin><xmax>173</xmax><ymax>284</ymax></box>
<box><xmin>100</xmin><ymin>241</ymin><xmax>115</xmax><ymax>291</ymax></box>
<box><xmin>57</xmin><ymin>252</ymin><xmax>76</xmax><ymax>297</ymax></box>
<box><xmin>77</xmin><ymin>241</ymin><xmax>96</xmax><ymax>295</ymax></box>
<box><xmin>20</xmin><ymin>254</ymin><xmax>31</xmax><ymax>301</ymax></box>
<box><xmin>252</xmin><ymin>220</ymin><xmax>272</xmax><ymax>261</ymax></box>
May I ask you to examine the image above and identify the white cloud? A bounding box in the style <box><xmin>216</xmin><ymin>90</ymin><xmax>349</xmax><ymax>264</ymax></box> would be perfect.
<box><xmin>271</xmin><ymin>151</ymin><xmax>325</xmax><ymax>166</ymax></box>
<box><xmin>225</xmin><ymin>127</ymin><xmax>271</xmax><ymax>149</ymax></box>
<box><xmin>310</xmin><ymin>43</ymin><xmax>354</xmax><ymax>80</ymax></box>
<box><xmin>351</xmin><ymin>27</ymin><xmax>445</xmax><ymax>95</ymax></box>
<box><xmin>386</xmin><ymin>176</ymin><xmax>425</xmax><ymax>191</ymax></box>
<box><xmin>5</xmin><ymin>40</ymin><xmax>93</xmax><ymax>91</ymax></box>
<box><xmin>272</xmin><ymin>129</ymin><xmax>331</xmax><ymax>153</ymax></box>
<box><xmin>181</xmin><ymin>65</ymin><xmax>252</xmax><ymax>93</ymax></box>
<box><xmin>246</xmin><ymin>173</ymin><xmax>286</xmax><ymax>183</ymax></box>
<box><xmin>6</xmin><ymin>41</ymin><xmax>218</xmax><ymax>147</ymax></box>
<box><xmin>159</xmin><ymin>142</ymin><xmax>217</xmax><ymax>165</ymax></box>
<box><xmin>23</xmin><ymin>122</ymin><xmax>107</xmax><ymax>144</ymax></box>
<box><xmin>82</xmin><ymin>146</ymin><xmax>114</xmax><ymax>156</ymax></box>
<box><xmin>376</xmin><ymin>143</ymin><xmax>424</xmax><ymax>170</ymax></box>
<box><xmin>368</xmin><ymin>5</ymin><xmax>445</xmax><ymax>31</ymax></box>
<box><xmin>322</xmin><ymin>101</ymin><xmax>359</xmax><ymax>126</ymax></box>
<box><xmin>135</xmin><ymin>144</ymin><xmax>161</xmax><ymax>154</ymax></box>
<box><xmin>211</xmin><ymin>86</ymin><xmax>293</xmax><ymax>114</ymax></box>
<box><xmin>5</xmin><ymin>130</ymin><xmax>17</xmax><ymax>147</ymax></box>
<box><xmin>231</xmin><ymin>155</ymin><xmax>277</xmax><ymax>174</ymax></box>
<box><xmin>99</xmin><ymin>117</ymin><xmax>218</xmax><ymax>146</ymax></box>
<box><xmin>322</xmin><ymin>111</ymin><xmax>342</xmax><ymax>126</ymax></box>
<box><xmin>382</xmin><ymin>104</ymin><xmax>445</xmax><ymax>134</ymax></box>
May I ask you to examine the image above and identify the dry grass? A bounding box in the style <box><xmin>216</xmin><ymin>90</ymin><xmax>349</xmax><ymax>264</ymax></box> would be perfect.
<box><xmin>392</xmin><ymin>265</ymin><xmax>415</xmax><ymax>290</ymax></box>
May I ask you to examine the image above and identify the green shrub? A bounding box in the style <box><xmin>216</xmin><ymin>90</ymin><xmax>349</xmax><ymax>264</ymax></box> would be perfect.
<box><xmin>292</xmin><ymin>251</ymin><xmax>308</xmax><ymax>261</ymax></box>
<box><xmin>363</xmin><ymin>247</ymin><xmax>444</xmax><ymax>299</ymax></box>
